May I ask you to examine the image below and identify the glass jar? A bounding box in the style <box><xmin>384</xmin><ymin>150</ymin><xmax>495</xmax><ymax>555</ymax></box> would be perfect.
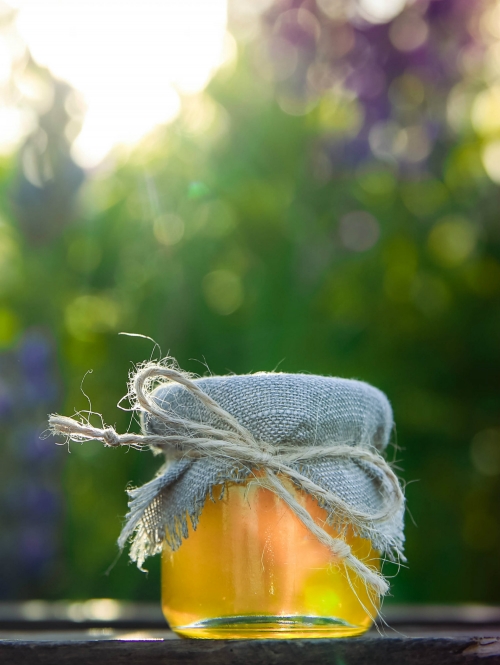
<box><xmin>162</xmin><ymin>476</ymin><xmax>380</xmax><ymax>639</ymax></box>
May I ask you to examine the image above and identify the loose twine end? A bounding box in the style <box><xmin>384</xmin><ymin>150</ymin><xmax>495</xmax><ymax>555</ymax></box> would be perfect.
<box><xmin>49</xmin><ymin>360</ymin><xmax>404</xmax><ymax>598</ymax></box>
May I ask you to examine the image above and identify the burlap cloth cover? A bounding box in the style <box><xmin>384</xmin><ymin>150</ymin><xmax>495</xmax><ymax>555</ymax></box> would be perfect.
<box><xmin>124</xmin><ymin>373</ymin><xmax>405</xmax><ymax>569</ymax></box>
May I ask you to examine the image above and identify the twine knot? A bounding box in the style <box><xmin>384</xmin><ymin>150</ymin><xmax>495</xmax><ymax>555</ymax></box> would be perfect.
<box><xmin>103</xmin><ymin>428</ymin><xmax>121</xmax><ymax>447</ymax></box>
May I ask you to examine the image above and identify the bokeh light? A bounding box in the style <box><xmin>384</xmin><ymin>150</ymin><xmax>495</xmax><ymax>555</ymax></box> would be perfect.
<box><xmin>471</xmin><ymin>429</ymin><xmax>500</xmax><ymax>476</ymax></box>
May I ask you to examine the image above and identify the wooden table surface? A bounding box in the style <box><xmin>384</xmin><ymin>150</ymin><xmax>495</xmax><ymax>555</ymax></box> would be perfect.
<box><xmin>1</xmin><ymin>602</ymin><xmax>499</xmax><ymax>664</ymax></box>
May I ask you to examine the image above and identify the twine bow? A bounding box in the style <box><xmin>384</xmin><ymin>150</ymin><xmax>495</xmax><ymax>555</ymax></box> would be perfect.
<box><xmin>49</xmin><ymin>362</ymin><xmax>404</xmax><ymax>597</ymax></box>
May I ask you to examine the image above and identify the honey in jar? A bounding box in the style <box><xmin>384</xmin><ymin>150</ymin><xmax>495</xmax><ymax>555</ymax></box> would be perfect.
<box><xmin>50</xmin><ymin>365</ymin><xmax>403</xmax><ymax>641</ymax></box>
<box><xmin>162</xmin><ymin>477</ymin><xmax>380</xmax><ymax>639</ymax></box>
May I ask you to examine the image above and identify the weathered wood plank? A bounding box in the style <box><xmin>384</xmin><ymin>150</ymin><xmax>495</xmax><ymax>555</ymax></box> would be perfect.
<box><xmin>1</xmin><ymin>636</ymin><xmax>500</xmax><ymax>665</ymax></box>
<box><xmin>1</xmin><ymin>604</ymin><xmax>499</xmax><ymax>664</ymax></box>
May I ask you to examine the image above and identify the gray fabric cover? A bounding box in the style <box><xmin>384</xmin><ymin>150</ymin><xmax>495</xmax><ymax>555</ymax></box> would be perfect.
<box><xmin>138</xmin><ymin>373</ymin><xmax>404</xmax><ymax>559</ymax></box>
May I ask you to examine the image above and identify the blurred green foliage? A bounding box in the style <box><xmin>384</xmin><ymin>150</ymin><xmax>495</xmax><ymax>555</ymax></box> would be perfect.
<box><xmin>1</xmin><ymin>0</ymin><xmax>500</xmax><ymax>606</ymax></box>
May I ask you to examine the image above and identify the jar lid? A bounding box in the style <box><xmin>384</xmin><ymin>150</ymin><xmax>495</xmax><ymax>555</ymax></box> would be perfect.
<box><xmin>144</xmin><ymin>372</ymin><xmax>393</xmax><ymax>452</ymax></box>
<box><xmin>131</xmin><ymin>371</ymin><xmax>404</xmax><ymax>571</ymax></box>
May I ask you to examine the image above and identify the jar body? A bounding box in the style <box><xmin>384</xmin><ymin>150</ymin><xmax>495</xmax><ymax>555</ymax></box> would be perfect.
<box><xmin>161</xmin><ymin>477</ymin><xmax>380</xmax><ymax>639</ymax></box>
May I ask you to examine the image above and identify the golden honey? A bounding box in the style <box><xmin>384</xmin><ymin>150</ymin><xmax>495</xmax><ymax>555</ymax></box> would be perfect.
<box><xmin>161</xmin><ymin>477</ymin><xmax>380</xmax><ymax>639</ymax></box>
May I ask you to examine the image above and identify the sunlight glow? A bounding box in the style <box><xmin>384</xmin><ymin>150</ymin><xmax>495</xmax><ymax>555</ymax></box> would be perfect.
<box><xmin>12</xmin><ymin>0</ymin><xmax>228</xmax><ymax>166</ymax></box>
<box><xmin>357</xmin><ymin>0</ymin><xmax>407</xmax><ymax>24</ymax></box>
